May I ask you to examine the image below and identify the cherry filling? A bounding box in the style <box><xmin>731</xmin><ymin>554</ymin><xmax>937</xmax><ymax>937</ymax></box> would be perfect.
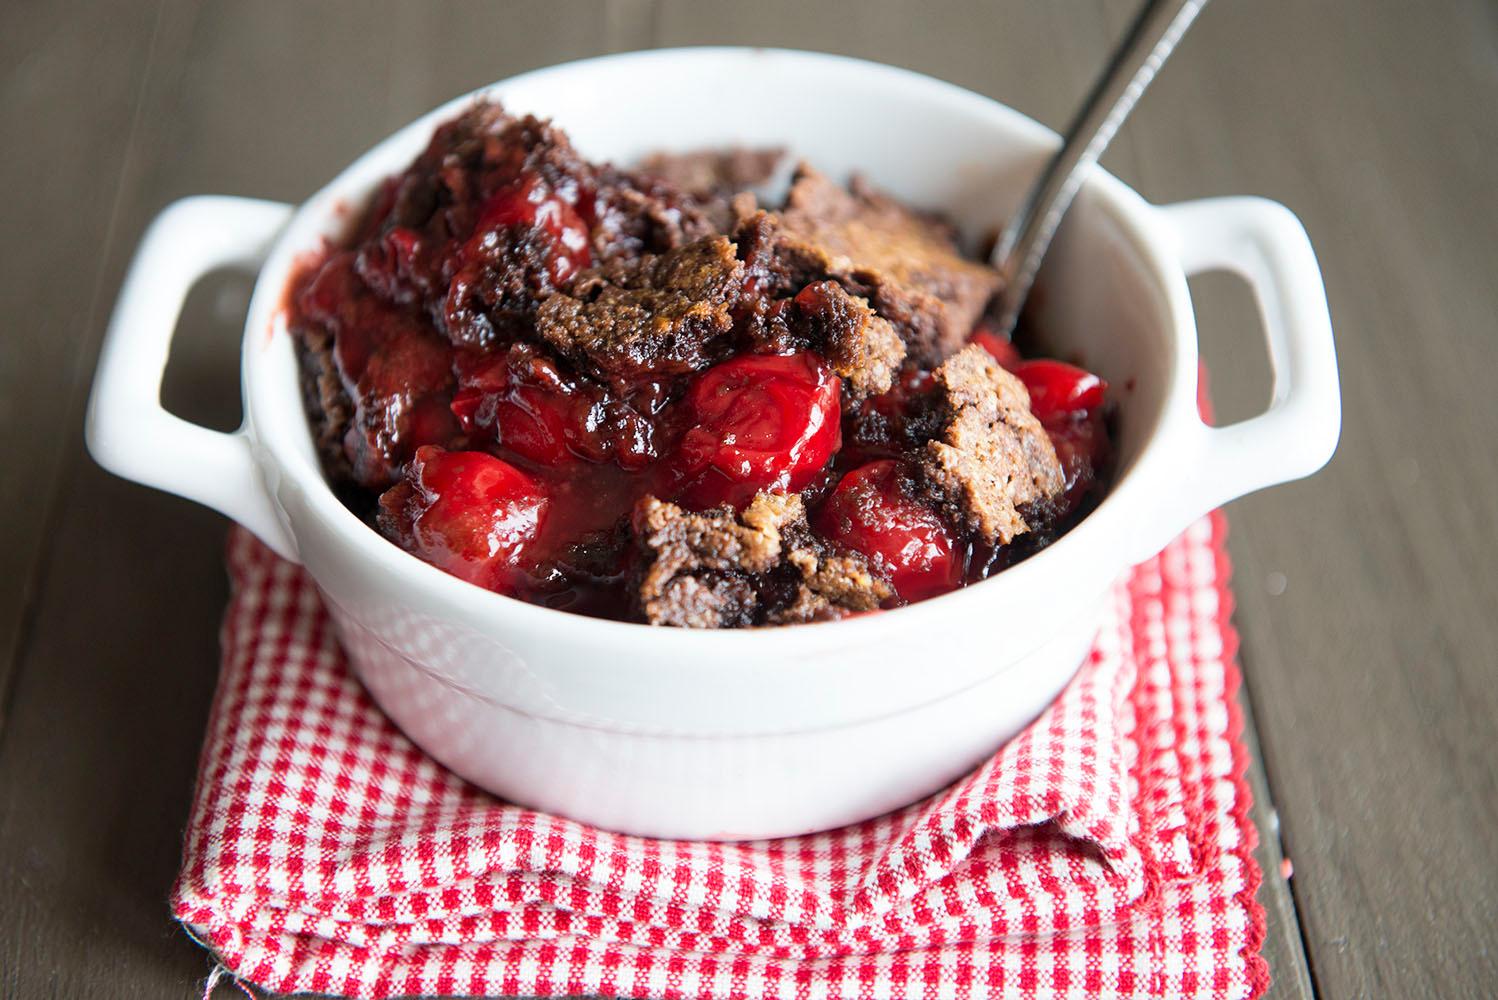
<box><xmin>1010</xmin><ymin>359</ymin><xmax>1107</xmax><ymax>424</ymax></box>
<box><xmin>451</xmin><ymin>345</ymin><xmax>655</xmax><ymax>469</ymax></box>
<box><xmin>443</xmin><ymin>172</ymin><xmax>595</xmax><ymax>347</ymax></box>
<box><xmin>971</xmin><ymin>330</ymin><xmax>1112</xmax><ymax>515</ymax></box>
<box><xmin>1046</xmin><ymin>413</ymin><xmax>1109</xmax><ymax>511</ymax></box>
<box><xmin>471</xmin><ymin>175</ymin><xmax>593</xmax><ymax>286</ymax></box>
<box><xmin>299</xmin><ymin>252</ymin><xmax>459</xmax><ymax>486</ymax></box>
<box><xmin>970</xmin><ymin>327</ymin><xmax>1022</xmax><ymax>371</ymax></box>
<box><xmin>814</xmin><ymin>459</ymin><xmax>960</xmax><ymax>602</ymax></box>
<box><xmin>378</xmin><ymin>446</ymin><xmax>549</xmax><ymax>594</ymax></box>
<box><xmin>668</xmin><ymin>352</ymin><xmax>843</xmax><ymax>510</ymax></box>
<box><xmin>1009</xmin><ymin>358</ymin><xmax>1110</xmax><ymax>512</ymax></box>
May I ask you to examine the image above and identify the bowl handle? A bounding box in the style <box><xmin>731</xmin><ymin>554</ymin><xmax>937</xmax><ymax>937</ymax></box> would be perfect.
<box><xmin>1127</xmin><ymin>196</ymin><xmax>1341</xmax><ymax>564</ymax></box>
<box><xmin>86</xmin><ymin>196</ymin><xmax>299</xmax><ymax>561</ymax></box>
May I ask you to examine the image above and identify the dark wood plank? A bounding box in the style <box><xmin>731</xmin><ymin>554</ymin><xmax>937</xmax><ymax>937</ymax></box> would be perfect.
<box><xmin>0</xmin><ymin>3</ymin><xmax>628</xmax><ymax>996</ymax></box>
<box><xmin>1238</xmin><ymin>679</ymin><xmax>1316</xmax><ymax>1000</ymax></box>
<box><xmin>0</xmin><ymin>1</ymin><xmax>167</xmax><ymax>735</ymax></box>
<box><xmin>1093</xmin><ymin>0</ymin><xmax>1498</xmax><ymax>995</ymax></box>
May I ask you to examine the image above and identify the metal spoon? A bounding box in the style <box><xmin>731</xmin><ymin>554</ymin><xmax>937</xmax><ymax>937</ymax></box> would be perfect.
<box><xmin>991</xmin><ymin>0</ymin><xmax>1210</xmax><ymax>335</ymax></box>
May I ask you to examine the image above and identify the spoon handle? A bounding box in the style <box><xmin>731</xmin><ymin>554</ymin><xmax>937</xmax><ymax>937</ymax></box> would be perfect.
<box><xmin>991</xmin><ymin>0</ymin><xmax>1210</xmax><ymax>335</ymax></box>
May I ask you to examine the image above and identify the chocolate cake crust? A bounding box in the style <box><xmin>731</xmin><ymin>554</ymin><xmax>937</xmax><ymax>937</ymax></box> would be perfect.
<box><xmin>536</xmin><ymin>236</ymin><xmax>745</xmax><ymax>381</ymax></box>
<box><xmin>633</xmin><ymin>492</ymin><xmax>892</xmax><ymax>627</ymax></box>
<box><xmin>746</xmin><ymin>165</ymin><xmax>1002</xmax><ymax>364</ymax></box>
<box><xmin>919</xmin><ymin>345</ymin><xmax>1064</xmax><ymax>545</ymax></box>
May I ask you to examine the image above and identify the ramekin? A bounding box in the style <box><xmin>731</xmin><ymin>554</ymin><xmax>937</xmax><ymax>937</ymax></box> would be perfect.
<box><xmin>87</xmin><ymin>49</ymin><xmax>1339</xmax><ymax>839</ymax></box>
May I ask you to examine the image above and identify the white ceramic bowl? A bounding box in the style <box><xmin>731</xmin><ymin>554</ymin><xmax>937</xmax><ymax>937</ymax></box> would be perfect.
<box><xmin>86</xmin><ymin>48</ymin><xmax>1339</xmax><ymax>840</ymax></box>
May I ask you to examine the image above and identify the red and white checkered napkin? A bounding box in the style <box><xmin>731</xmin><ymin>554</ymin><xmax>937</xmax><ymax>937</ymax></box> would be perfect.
<box><xmin>174</xmin><ymin>514</ymin><xmax>1267</xmax><ymax>1000</ymax></box>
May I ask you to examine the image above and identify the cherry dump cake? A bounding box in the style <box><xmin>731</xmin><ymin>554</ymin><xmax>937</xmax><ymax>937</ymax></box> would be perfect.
<box><xmin>289</xmin><ymin>103</ymin><xmax>1112</xmax><ymax>627</ymax></box>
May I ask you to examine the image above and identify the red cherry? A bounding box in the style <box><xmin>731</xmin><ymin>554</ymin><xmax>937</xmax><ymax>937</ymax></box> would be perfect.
<box><xmin>379</xmin><ymin>446</ymin><xmax>548</xmax><ymax>593</ymax></box>
<box><xmin>1046</xmin><ymin>411</ymin><xmax>1109</xmax><ymax>512</ymax></box>
<box><xmin>299</xmin><ymin>252</ymin><xmax>459</xmax><ymax>486</ymax></box>
<box><xmin>671</xmin><ymin>352</ymin><xmax>842</xmax><ymax>510</ymax></box>
<box><xmin>814</xmin><ymin>460</ymin><xmax>960</xmax><ymax>602</ymax></box>
<box><xmin>868</xmin><ymin>366</ymin><xmax>934</xmax><ymax>420</ymax></box>
<box><xmin>355</xmin><ymin>224</ymin><xmax>447</xmax><ymax>310</ymax></box>
<box><xmin>471</xmin><ymin>173</ymin><xmax>592</xmax><ymax>286</ymax></box>
<box><xmin>442</xmin><ymin>173</ymin><xmax>596</xmax><ymax>347</ymax></box>
<box><xmin>970</xmin><ymin>327</ymin><xmax>1022</xmax><ymax>371</ymax></box>
<box><xmin>452</xmin><ymin>348</ymin><xmax>656</xmax><ymax>469</ymax></box>
<box><xmin>1011</xmin><ymin>359</ymin><xmax>1107</xmax><ymax>423</ymax></box>
<box><xmin>452</xmin><ymin>351</ymin><xmax>577</xmax><ymax>467</ymax></box>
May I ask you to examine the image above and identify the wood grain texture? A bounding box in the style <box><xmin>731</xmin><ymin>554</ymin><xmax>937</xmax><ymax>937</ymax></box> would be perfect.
<box><xmin>2</xmin><ymin>0</ymin><xmax>1492</xmax><ymax>997</ymax></box>
<box><xmin>0</xmin><ymin>1</ymin><xmax>165</xmax><ymax>735</ymax></box>
<box><xmin>1092</xmin><ymin>0</ymin><xmax>1498</xmax><ymax>995</ymax></box>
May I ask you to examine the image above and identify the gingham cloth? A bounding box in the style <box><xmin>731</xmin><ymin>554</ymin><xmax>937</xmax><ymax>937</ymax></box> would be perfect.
<box><xmin>173</xmin><ymin>512</ymin><xmax>1267</xmax><ymax>1000</ymax></box>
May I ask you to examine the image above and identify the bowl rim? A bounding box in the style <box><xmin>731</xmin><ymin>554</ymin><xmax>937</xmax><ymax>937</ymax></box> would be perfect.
<box><xmin>242</xmin><ymin>46</ymin><xmax>1198</xmax><ymax>649</ymax></box>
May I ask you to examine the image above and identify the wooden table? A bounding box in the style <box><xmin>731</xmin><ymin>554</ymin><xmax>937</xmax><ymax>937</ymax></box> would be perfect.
<box><xmin>3</xmin><ymin>1</ymin><xmax>1495</xmax><ymax>996</ymax></box>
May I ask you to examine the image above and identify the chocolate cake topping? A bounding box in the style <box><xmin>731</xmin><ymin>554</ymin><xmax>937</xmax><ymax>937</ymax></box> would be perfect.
<box><xmin>633</xmin><ymin>148</ymin><xmax>784</xmax><ymax>234</ymax></box>
<box><xmin>294</xmin><ymin>323</ymin><xmax>354</xmax><ymax>484</ymax></box>
<box><xmin>633</xmin><ymin>492</ymin><xmax>892</xmax><ymax>628</ymax></box>
<box><xmin>535</xmin><ymin>235</ymin><xmax>745</xmax><ymax>380</ymax></box>
<box><xmin>787</xmin><ymin>280</ymin><xmax>905</xmax><ymax>399</ymax></box>
<box><xmin>919</xmin><ymin>345</ymin><xmax>1065</xmax><ymax>545</ymax></box>
<box><xmin>747</xmin><ymin>165</ymin><xmax>1003</xmax><ymax>364</ymax></box>
<box><xmin>589</xmin><ymin>164</ymin><xmax>723</xmax><ymax>262</ymax></box>
<box><xmin>638</xmin><ymin>147</ymin><xmax>786</xmax><ymax>198</ymax></box>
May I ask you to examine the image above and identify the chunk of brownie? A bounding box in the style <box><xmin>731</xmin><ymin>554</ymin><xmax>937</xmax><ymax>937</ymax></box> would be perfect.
<box><xmin>919</xmin><ymin>345</ymin><xmax>1064</xmax><ymax>545</ymax></box>
<box><xmin>739</xmin><ymin>278</ymin><xmax>904</xmax><ymax>401</ymax></box>
<box><xmin>788</xmin><ymin>281</ymin><xmax>905</xmax><ymax>399</ymax></box>
<box><xmin>632</xmin><ymin>493</ymin><xmax>787</xmax><ymax>628</ymax></box>
<box><xmin>535</xmin><ymin>235</ymin><xmax>745</xmax><ymax>381</ymax></box>
<box><xmin>636</xmin><ymin>147</ymin><xmax>785</xmax><ymax>231</ymax></box>
<box><xmin>294</xmin><ymin>319</ymin><xmax>354</xmax><ymax>485</ymax></box>
<box><xmin>355</xmin><ymin>102</ymin><xmax>726</xmax><ymax>350</ymax></box>
<box><xmin>637</xmin><ymin>147</ymin><xmax>786</xmax><ymax>197</ymax></box>
<box><xmin>633</xmin><ymin>492</ymin><xmax>891</xmax><ymax>628</ymax></box>
<box><xmin>590</xmin><ymin>165</ymin><xmax>725</xmax><ymax>263</ymax></box>
<box><xmin>436</xmin><ymin>116</ymin><xmax>611</xmax><ymax>348</ymax></box>
<box><xmin>361</xmin><ymin>106</ymin><xmax>593</xmax><ymax>322</ymax></box>
<box><xmin>355</xmin><ymin>102</ymin><xmax>519</xmax><ymax>245</ymax></box>
<box><xmin>734</xmin><ymin>210</ymin><xmax>906</xmax><ymax>400</ymax></box>
<box><xmin>739</xmin><ymin>165</ymin><xmax>1002</xmax><ymax>364</ymax></box>
<box><xmin>770</xmin><ymin>547</ymin><xmax>893</xmax><ymax>625</ymax></box>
